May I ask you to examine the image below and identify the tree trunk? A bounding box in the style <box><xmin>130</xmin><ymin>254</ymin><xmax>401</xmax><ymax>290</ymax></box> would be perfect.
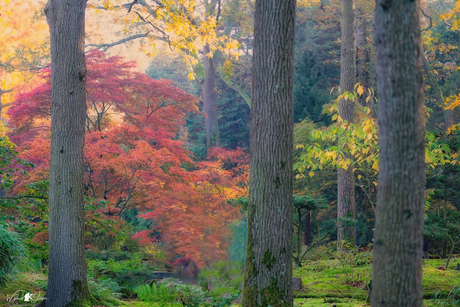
<box><xmin>356</xmin><ymin>10</ymin><xmax>369</xmax><ymax>107</ymax></box>
<box><xmin>372</xmin><ymin>0</ymin><xmax>425</xmax><ymax>306</ymax></box>
<box><xmin>44</xmin><ymin>0</ymin><xmax>90</xmax><ymax>306</ymax></box>
<box><xmin>304</xmin><ymin>211</ymin><xmax>313</xmax><ymax>246</ymax></box>
<box><xmin>338</xmin><ymin>0</ymin><xmax>356</xmax><ymax>245</ymax></box>
<box><xmin>242</xmin><ymin>0</ymin><xmax>296</xmax><ymax>305</ymax></box>
<box><xmin>202</xmin><ymin>45</ymin><xmax>219</xmax><ymax>149</ymax></box>
<box><xmin>422</xmin><ymin>53</ymin><xmax>448</xmax><ymax>130</ymax></box>
<box><xmin>447</xmin><ymin>70</ymin><xmax>458</xmax><ymax>129</ymax></box>
<box><xmin>0</xmin><ymin>87</ymin><xmax>13</xmax><ymax>125</ymax></box>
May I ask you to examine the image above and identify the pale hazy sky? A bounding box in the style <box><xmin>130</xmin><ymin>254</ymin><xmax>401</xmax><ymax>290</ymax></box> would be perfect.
<box><xmin>29</xmin><ymin>0</ymin><xmax>166</xmax><ymax>72</ymax></box>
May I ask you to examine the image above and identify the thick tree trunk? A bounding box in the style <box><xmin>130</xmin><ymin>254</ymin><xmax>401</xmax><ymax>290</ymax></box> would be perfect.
<box><xmin>202</xmin><ymin>45</ymin><xmax>219</xmax><ymax>149</ymax></box>
<box><xmin>338</xmin><ymin>0</ymin><xmax>356</xmax><ymax>245</ymax></box>
<box><xmin>44</xmin><ymin>0</ymin><xmax>90</xmax><ymax>306</ymax></box>
<box><xmin>372</xmin><ymin>0</ymin><xmax>425</xmax><ymax>306</ymax></box>
<box><xmin>241</xmin><ymin>0</ymin><xmax>296</xmax><ymax>306</ymax></box>
<box><xmin>304</xmin><ymin>211</ymin><xmax>313</xmax><ymax>246</ymax></box>
<box><xmin>356</xmin><ymin>11</ymin><xmax>369</xmax><ymax>107</ymax></box>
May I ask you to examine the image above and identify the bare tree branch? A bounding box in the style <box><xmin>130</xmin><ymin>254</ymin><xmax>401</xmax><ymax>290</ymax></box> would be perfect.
<box><xmin>85</xmin><ymin>33</ymin><xmax>151</xmax><ymax>52</ymax></box>
<box><xmin>421</xmin><ymin>9</ymin><xmax>433</xmax><ymax>32</ymax></box>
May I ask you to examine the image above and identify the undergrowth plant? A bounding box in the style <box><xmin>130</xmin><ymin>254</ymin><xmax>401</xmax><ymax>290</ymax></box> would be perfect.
<box><xmin>88</xmin><ymin>279</ymin><xmax>124</xmax><ymax>307</ymax></box>
<box><xmin>0</xmin><ymin>223</ymin><xmax>27</xmax><ymax>288</ymax></box>
<box><xmin>334</xmin><ymin>242</ymin><xmax>373</xmax><ymax>285</ymax></box>
<box><xmin>135</xmin><ymin>283</ymin><xmax>181</xmax><ymax>307</ymax></box>
<box><xmin>432</xmin><ymin>285</ymin><xmax>460</xmax><ymax>306</ymax></box>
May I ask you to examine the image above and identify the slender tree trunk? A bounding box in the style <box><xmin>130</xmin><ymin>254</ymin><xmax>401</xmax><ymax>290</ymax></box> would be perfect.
<box><xmin>338</xmin><ymin>0</ymin><xmax>356</xmax><ymax>245</ymax></box>
<box><xmin>447</xmin><ymin>76</ymin><xmax>456</xmax><ymax>129</ymax></box>
<box><xmin>372</xmin><ymin>0</ymin><xmax>425</xmax><ymax>306</ymax></box>
<box><xmin>368</xmin><ymin>21</ymin><xmax>377</xmax><ymax>92</ymax></box>
<box><xmin>44</xmin><ymin>0</ymin><xmax>90</xmax><ymax>306</ymax></box>
<box><xmin>0</xmin><ymin>87</ymin><xmax>13</xmax><ymax>124</ymax></box>
<box><xmin>356</xmin><ymin>10</ymin><xmax>369</xmax><ymax>107</ymax></box>
<box><xmin>422</xmin><ymin>53</ymin><xmax>448</xmax><ymax>130</ymax></box>
<box><xmin>202</xmin><ymin>45</ymin><xmax>219</xmax><ymax>149</ymax></box>
<box><xmin>304</xmin><ymin>211</ymin><xmax>313</xmax><ymax>246</ymax></box>
<box><xmin>242</xmin><ymin>0</ymin><xmax>296</xmax><ymax>305</ymax></box>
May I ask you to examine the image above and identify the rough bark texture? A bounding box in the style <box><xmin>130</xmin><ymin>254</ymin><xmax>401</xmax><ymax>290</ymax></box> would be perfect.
<box><xmin>356</xmin><ymin>11</ymin><xmax>369</xmax><ymax>107</ymax></box>
<box><xmin>241</xmin><ymin>0</ymin><xmax>296</xmax><ymax>306</ymax></box>
<box><xmin>304</xmin><ymin>211</ymin><xmax>313</xmax><ymax>246</ymax></box>
<box><xmin>202</xmin><ymin>45</ymin><xmax>219</xmax><ymax>149</ymax></box>
<box><xmin>44</xmin><ymin>0</ymin><xmax>90</xmax><ymax>306</ymax></box>
<box><xmin>372</xmin><ymin>0</ymin><xmax>425</xmax><ymax>306</ymax></box>
<box><xmin>338</xmin><ymin>0</ymin><xmax>356</xmax><ymax>245</ymax></box>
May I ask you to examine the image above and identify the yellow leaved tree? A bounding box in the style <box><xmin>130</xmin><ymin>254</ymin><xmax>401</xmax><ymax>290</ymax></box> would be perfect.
<box><xmin>87</xmin><ymin>0</ymin><xmax>252</xmax><ymax>150</ymax></box>
<box><xmin>0</xmin><ymin>0</ymin><xmax>49</xmax><ymax>124</ymax></box>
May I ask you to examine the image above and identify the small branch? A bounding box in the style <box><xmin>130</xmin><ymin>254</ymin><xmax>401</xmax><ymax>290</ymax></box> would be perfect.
<box><xmin>127</xmin><ymin>0</ymin><xmax>139</xmax><ymax>13</ymax></box>
<box><xmin>0</xmin><ymin>195</ymin><xmax>48</xmax><ymax>200</ymax></box>
<box><xmin>0</xmin><ymin>88</ymin><xmax>13</xmax><ymax>95</ymax></box>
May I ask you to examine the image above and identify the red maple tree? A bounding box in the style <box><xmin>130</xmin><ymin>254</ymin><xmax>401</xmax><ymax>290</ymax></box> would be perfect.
<box><xmin>7</xmin><ymin>50</ymin><xmax>248</xmax><ymax>264</ymax></box>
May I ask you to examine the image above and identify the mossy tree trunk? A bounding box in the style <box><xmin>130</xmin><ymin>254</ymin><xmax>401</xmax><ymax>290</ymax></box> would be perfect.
<box><xmin>43</xmin><ymin>0</ymin><xmax>90</xmax><ymax>306</ymax></box>
<box><xmin>338</xmin><ymin>0</ymin><xmax>357</xmax><ymax>245</ymax></box>
<box><xmin>372</xmin><ymin>0</ymin><xmax>425</xmax><ymax>306</ymax></box>
<box><xmin>241</xmin><ymin>0</ymin><xmax>296</xmax><ymax>306</ymax></box>
<box><xmin>304</xmin><ymin>211</ymin><xmax>312</xmax><ymax>246</ymax></box>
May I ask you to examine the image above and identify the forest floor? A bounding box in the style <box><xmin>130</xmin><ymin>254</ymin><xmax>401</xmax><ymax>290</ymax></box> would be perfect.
<box><xmin>293</xmin><ymin>258</ymin><xmax>460</xmax><ymax>306</ymax></box>
<box><xmin>1</xmin><ymin>259</ymin><xmax>459</xmax><ymax>306</ymax></box>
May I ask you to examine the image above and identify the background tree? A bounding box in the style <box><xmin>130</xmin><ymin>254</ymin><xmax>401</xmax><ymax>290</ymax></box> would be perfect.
<box><xmin>43</xmin><ymin>0</ymin><xmax>90</xmax><ymax>305</ymax></box>
<box><xmin>89</xmin><ymin>0</ymin><xmax>251</xmax><ymax>151</ymax></box>
<box><xmin>242</xmin><ymin>0</ymin><xmax>296</xmax><ymax>305</ymax></box>
<box><xmin>337</xmin><ymin>0</ymin><xmax>357</xmax><ymax>245</ymax></box>
<box><xmin>372</xmin><ymin>0</ymin><xmax>425</xmax><ymax>306</ymax></box>
<box><xmin>0</xmin><ymin>1</ymin><xmax>49</xmax><ymax>123</ymax></box>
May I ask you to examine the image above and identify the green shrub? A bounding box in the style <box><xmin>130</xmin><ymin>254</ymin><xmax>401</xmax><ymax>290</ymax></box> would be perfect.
<box><xmin>0</xmin><ymin>223</ymin><xmax>26</xmax><ymax>288</ymax></box>
<box><xmin>88</xmin><ymin>254</ymin><xmax>165</xmax><ymax>297</ymax></box>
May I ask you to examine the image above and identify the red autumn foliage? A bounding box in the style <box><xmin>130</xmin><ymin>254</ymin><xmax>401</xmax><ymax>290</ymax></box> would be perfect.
<box><xmin>7</xmin><ymin>50</ymin><xmax>248</xmax><ymax>264</ymax></box>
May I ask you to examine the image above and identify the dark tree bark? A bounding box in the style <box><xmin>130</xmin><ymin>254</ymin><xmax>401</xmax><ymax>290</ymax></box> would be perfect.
<box><xmin>202</xmin><ymin>44</ymin><xmax>220</xmax><ymax>149</ymax></box>
<box><xmin>43</xmin><ymin>0</ymin><xmax>90</xmax><ymax>306</ymax></box>
<box><xmin>241</xmin><ymin>0</ymin><xmax>296</xmax><ymax>306</ymax></box>
<box><xmin>304</xmin><ymin>211</ymin><xmax>313</xmax><ymax>246</ymax></box>
<box><xmin>356</xmin><ymin>10</ymin><xmax>369</xmax><ymax>107</ymax></box>
<box><xmin>372</xmin><ymin>0</ymin><xmax>425</xmax><ymax>306</ymax></box>
<box><xmin>338</xmin><ymin>0</ymin><xmax>356</xmax><ymax>245</ymax></box>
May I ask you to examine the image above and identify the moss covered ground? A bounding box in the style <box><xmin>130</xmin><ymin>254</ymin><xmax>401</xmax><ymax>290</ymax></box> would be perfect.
<box><xmin>1</xmin><ymin>258</ymin><xmax>459</xmax><ymax>306</ymax></box>
<box><xmin>293</xmin><ymin>258</ymin><xmax>460</xmax><ymax>306</ymax></box>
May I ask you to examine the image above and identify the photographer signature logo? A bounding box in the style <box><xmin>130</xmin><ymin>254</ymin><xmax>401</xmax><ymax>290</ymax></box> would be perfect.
<box><xmin>6</xmin><ymin>290</ymin><xmax>45</xmax><ymax>304</ymax></box>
